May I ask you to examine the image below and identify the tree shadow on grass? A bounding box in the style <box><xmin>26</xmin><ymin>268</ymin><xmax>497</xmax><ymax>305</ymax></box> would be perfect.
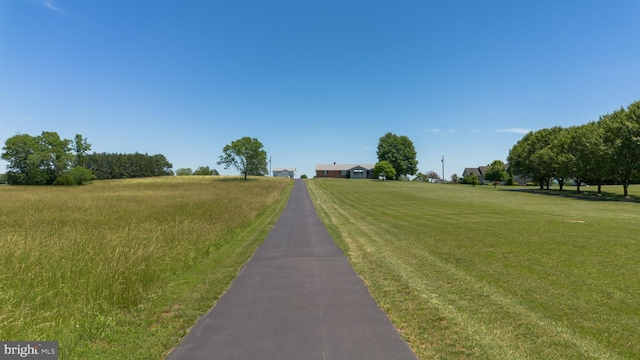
<box><xmin>505</xmin><ymin>187</ymin><xmax>640</xmax><ymax>203</ymax></box>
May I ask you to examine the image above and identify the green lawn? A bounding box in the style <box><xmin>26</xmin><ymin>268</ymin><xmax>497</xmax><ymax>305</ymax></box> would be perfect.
<box><xmin>0</xmin><ymin>176</ymin><xmax>292</xmax><ymax>359</ymax></box>
<box><xmin>306</xmin><ymin>179</ymin><xmax>640</xmax><ymax>360</ymax></box>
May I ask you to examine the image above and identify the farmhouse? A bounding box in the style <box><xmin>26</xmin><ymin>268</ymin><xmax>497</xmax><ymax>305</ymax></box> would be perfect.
<box><xmin>315</xmin><ymin>163</ymin><xmax>375</xmax><ymax>179</ymax></box>
<box><xmin>462</xmin><ymin>167</ymin><xmax>486</xmax><ymax>183</ymax></box>
<box><xmin>462</xmin><ymin>164</ymin><xmax>529</xmax><ymax>185</ymax></box>
<box><xmin>273</xmin><ymin>168</ymin><xmax>296</xmax><ymax>178</ymax></box>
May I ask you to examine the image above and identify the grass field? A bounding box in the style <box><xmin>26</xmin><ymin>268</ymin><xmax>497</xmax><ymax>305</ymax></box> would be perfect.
<box><xmin>0</xmin><ymin>176</ymin><xmax>292</xmax><ymax>359</ymax></box>
<box><xmin>306</xmin><ymin>179</ymin><xmax>640</xmax><ymax>359</ymax></box>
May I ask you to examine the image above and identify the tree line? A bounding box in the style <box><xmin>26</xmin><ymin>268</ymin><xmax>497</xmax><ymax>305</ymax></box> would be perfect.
<box><xmin>1</xmin><ymin>131</ymin><xmax>173</xmax><ymax>185</ymax></box>
<box><xmin>175</xmin><ymin>166</ymin><xmax>220</xmax><ymax>176</ymax></box>
<box><xmin>507</xmin><ymin>100</ymin><xmax>640</xmax><ymax>196</ymax></box>
<box><xmin>85</xmin><ymin>152</ymin><xmax>173</xmax><ymax>180</ymax></box>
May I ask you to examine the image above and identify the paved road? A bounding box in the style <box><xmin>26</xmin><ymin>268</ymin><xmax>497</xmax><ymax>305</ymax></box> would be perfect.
<box><xmin>167</xmin><ymin>180</ymin><xmax>417</xmax><ymax>360</ymax></box>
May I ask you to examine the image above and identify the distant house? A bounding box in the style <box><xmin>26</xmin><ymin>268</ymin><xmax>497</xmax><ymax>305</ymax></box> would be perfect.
<box><xmin>462</xmin><ymin>164</ymin><xmax>529</xmax><ymax>185</ymax></box>
<box><xmin>273</xmin><ymin>168</ymin><xmax>296</xmax><ymax>178</ymax></box>
<box><xmin>462</xmin><ymin>167</ymin><xmax>486</xmax><ymax>183</ymax></box>
<box><xmin>315</xmin><ymin>163</ymin><xmax>375</xmax><ymax>179</ymax></box>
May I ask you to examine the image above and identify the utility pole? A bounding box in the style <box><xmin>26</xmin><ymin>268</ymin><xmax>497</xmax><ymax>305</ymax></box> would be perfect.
<box><xmin>269</xmin><ymin>156</ymin><xmax>272</xmax><ymax>177</ymax></box>
<box><xmin>442</xmin><ymin>156</ymin><xmax>445</xmax><ymax>181</ymax></box>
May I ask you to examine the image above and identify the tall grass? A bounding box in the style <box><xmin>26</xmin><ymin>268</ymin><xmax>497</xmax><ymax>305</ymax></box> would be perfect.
<box><xmin>0</xmin><ymin>176</ymin><xmax>292</xmax><ymax>359</ymax></box>
<box><xmin>307</xmin><ymin>179</ymin><xmax>640</xmax><ymax>359</ymax></box>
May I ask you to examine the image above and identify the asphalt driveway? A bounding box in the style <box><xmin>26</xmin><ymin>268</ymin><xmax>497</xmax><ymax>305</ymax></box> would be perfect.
<box><xmin>167</xmin><ymin>179</ymin><xmax>417</xmax><ymax>360</ymax></box>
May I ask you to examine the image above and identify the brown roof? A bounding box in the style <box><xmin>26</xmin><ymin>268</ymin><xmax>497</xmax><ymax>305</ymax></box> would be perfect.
<box><xmin>463</xmin><ymin>163</ymin><xmax>509</xmax><ymax>177</ymax></box>
<box><xmin>315</xmin><ymin>164</ymin><xmax>375</xmax><ymax>171</ymax></box>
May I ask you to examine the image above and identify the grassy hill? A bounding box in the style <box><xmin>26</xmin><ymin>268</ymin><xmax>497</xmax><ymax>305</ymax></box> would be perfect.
<box><xmin>307</xmin><ymin>179</ymin><xmax>640</xmax><ymax>360</ymax></box>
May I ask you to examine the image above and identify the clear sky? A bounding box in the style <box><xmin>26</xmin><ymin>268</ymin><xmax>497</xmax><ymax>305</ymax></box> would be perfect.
<box><xmin>2</xmin><ymin>1</ymin><xmax>639</xmax><ymax>179</ymax></box>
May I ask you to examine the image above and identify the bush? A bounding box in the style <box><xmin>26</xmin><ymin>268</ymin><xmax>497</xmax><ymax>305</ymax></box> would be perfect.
<box><xmin>463</xmin><ymin>173</ymin><xmax>480</xmax><ymax>186</ymax></box>
<box><xmin>193</xmin><ymin>166</ymin><xmax>215</xmax><ymax>175</ymax></box>
<box><xmin>373</xmin><ymin>160</ymin><xmax>396</xmax><ymax>180</ymax></box>
<box><xmin>54</xmin><ymin>173</ymin><xmax>76</xmax><ymax>186</ymax></box>
<box><xmin>300</xmin><ymin>174</ymin><xmax>308</xmax><ymax>179</ymax></box>
<box><xmin>526</xmin><ymin>182</ymin><xmax>535</xmax><ymax>186</ymax></box>
<box><xmin>70</xmin><ymin>166</ymin><xmax>96</xmax><ymax>185</ymax></box>
<box><xmin>0</xmin><ymin>173</ymin><xmax>6</xmax><ymax>184</ymax></box>
<box><xmin>55</xmin><ymin>166</ymin><xmax>96</xmax><ymax>186</ymax></box>
<box><xmin>175</xmin><ymin>168</ymin><xmax>193</xmax><ymax>176</ymax></box>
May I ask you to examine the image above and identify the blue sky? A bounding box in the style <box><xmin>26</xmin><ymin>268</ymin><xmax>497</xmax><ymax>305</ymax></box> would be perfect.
<box><xmin>2</xmin><ymin>1</ymin><xmax>639</xmax><ymax>179</ymax></box>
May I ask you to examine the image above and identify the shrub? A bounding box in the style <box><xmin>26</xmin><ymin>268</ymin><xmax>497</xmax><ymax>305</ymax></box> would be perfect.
<box><xmin>463</xmin><ymin>173</ymin><xmax>480</xmax><ymax>186</ymax></box>
<box><xmin>373</xmin><ymin>160</ymin><xmax>396</xmax><ymax>180</ymax></box>
<box><xmin>175</xmin><ymin>168</ymin><xmax>193</xmax><ymax>176</ymax></box>
<box><xmin>70</xmin><ymin>166</ymin><xmax>96</xmax><ymax>185</ymax></box>
<box><xmin>193</xmin><ymin>166</ymin><xmax>215</xmax><ymax>175</ymax></box>
<box><xmin>300</xmin><ymin>174</ymin><xmax>308</xmax><ymax>179</ymax></box>
<box><xmin>54</xmin><ymin>173</ymin><xmax>76</xmax><ymax>186</ymax></box>
<box><xmin>526</xmin><ymin>182</ymin><xmax>535</xmax><ymax>186</ymax></box>
<box><xmin>54</xmin><ymin>166</ymin><xmax>96</xmax><ymax>186</ymax></box>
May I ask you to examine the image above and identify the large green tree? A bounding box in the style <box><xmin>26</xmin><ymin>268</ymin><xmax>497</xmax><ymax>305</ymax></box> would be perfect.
<box><xmin>555</xmin><ymin>123</ymin><xmax>609</xmax><ymax>192</ymax></box>
<box><xmin>542</xmin><ymin>128</ymin><xmax>574</xmax><ymax>191</ymax></box>
<box><xmin>73</xmin><ymin>134</ymin><xmax>92</xmax><ymax>167</ymax></box>
<box><xmin>376</xmin><ymin>132</ymin><xmax>418</xmax><ymax>180</ymax></box>
<box><xmin>2</xmin><ymin>133</ymin><xmax>38</xmax><ymax>184</ymax></box>
<box><xmin>600</xmin><ymin>105</ymin><xmax>640</xmax><ymax>197</ymax></box>
<box><xmin>508</xmin><ymin>127</ymin><xmax>564</xmax><ymax>190</ymax></box>
<box><xmin>1</xmin><ymin>131</ymin><xmax>73</xmax><ymax>185</ymax></box>
<box><xmin>507</xmin><ymin>131</ymin><xmax>537</xmax><ymax>188</ymax></box>
<box><xmin>36</xmin><ymin>131</ymin><xmax>73</xmax><ymax>184</ymax></box>
<box><xmin>217</xmin><ymin>137</ymin><xmax>268</xmax><ymax>180</ymax></box>
<box><xmin>580</xmin><ymin>122</ymin><xmax>610</xmax><ymax>194</ymax></box>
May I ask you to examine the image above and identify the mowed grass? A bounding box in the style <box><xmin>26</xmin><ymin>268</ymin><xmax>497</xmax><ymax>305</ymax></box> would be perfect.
<box><xmin>306</xmin><ymin>179</ymin><xmax>640</xmax><ymax>359</ymax></box>
<box><xmin>0</xmin><ymin>176</ymin><xmax>292</xmax><ymax>359</ymax></box>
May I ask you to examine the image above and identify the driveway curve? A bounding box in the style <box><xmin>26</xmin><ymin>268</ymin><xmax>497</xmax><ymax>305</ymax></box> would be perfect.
<box><xmin>167</xmin><ymin>179</ymin><xmax>417</xmax><ymax>360</ymax></box>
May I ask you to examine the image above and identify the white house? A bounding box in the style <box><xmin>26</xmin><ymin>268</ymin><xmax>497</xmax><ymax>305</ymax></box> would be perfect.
<box><xmin>273</xmin><ymin>168</ymin><xmax>296</xmax><ymax>178</ymax></box>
